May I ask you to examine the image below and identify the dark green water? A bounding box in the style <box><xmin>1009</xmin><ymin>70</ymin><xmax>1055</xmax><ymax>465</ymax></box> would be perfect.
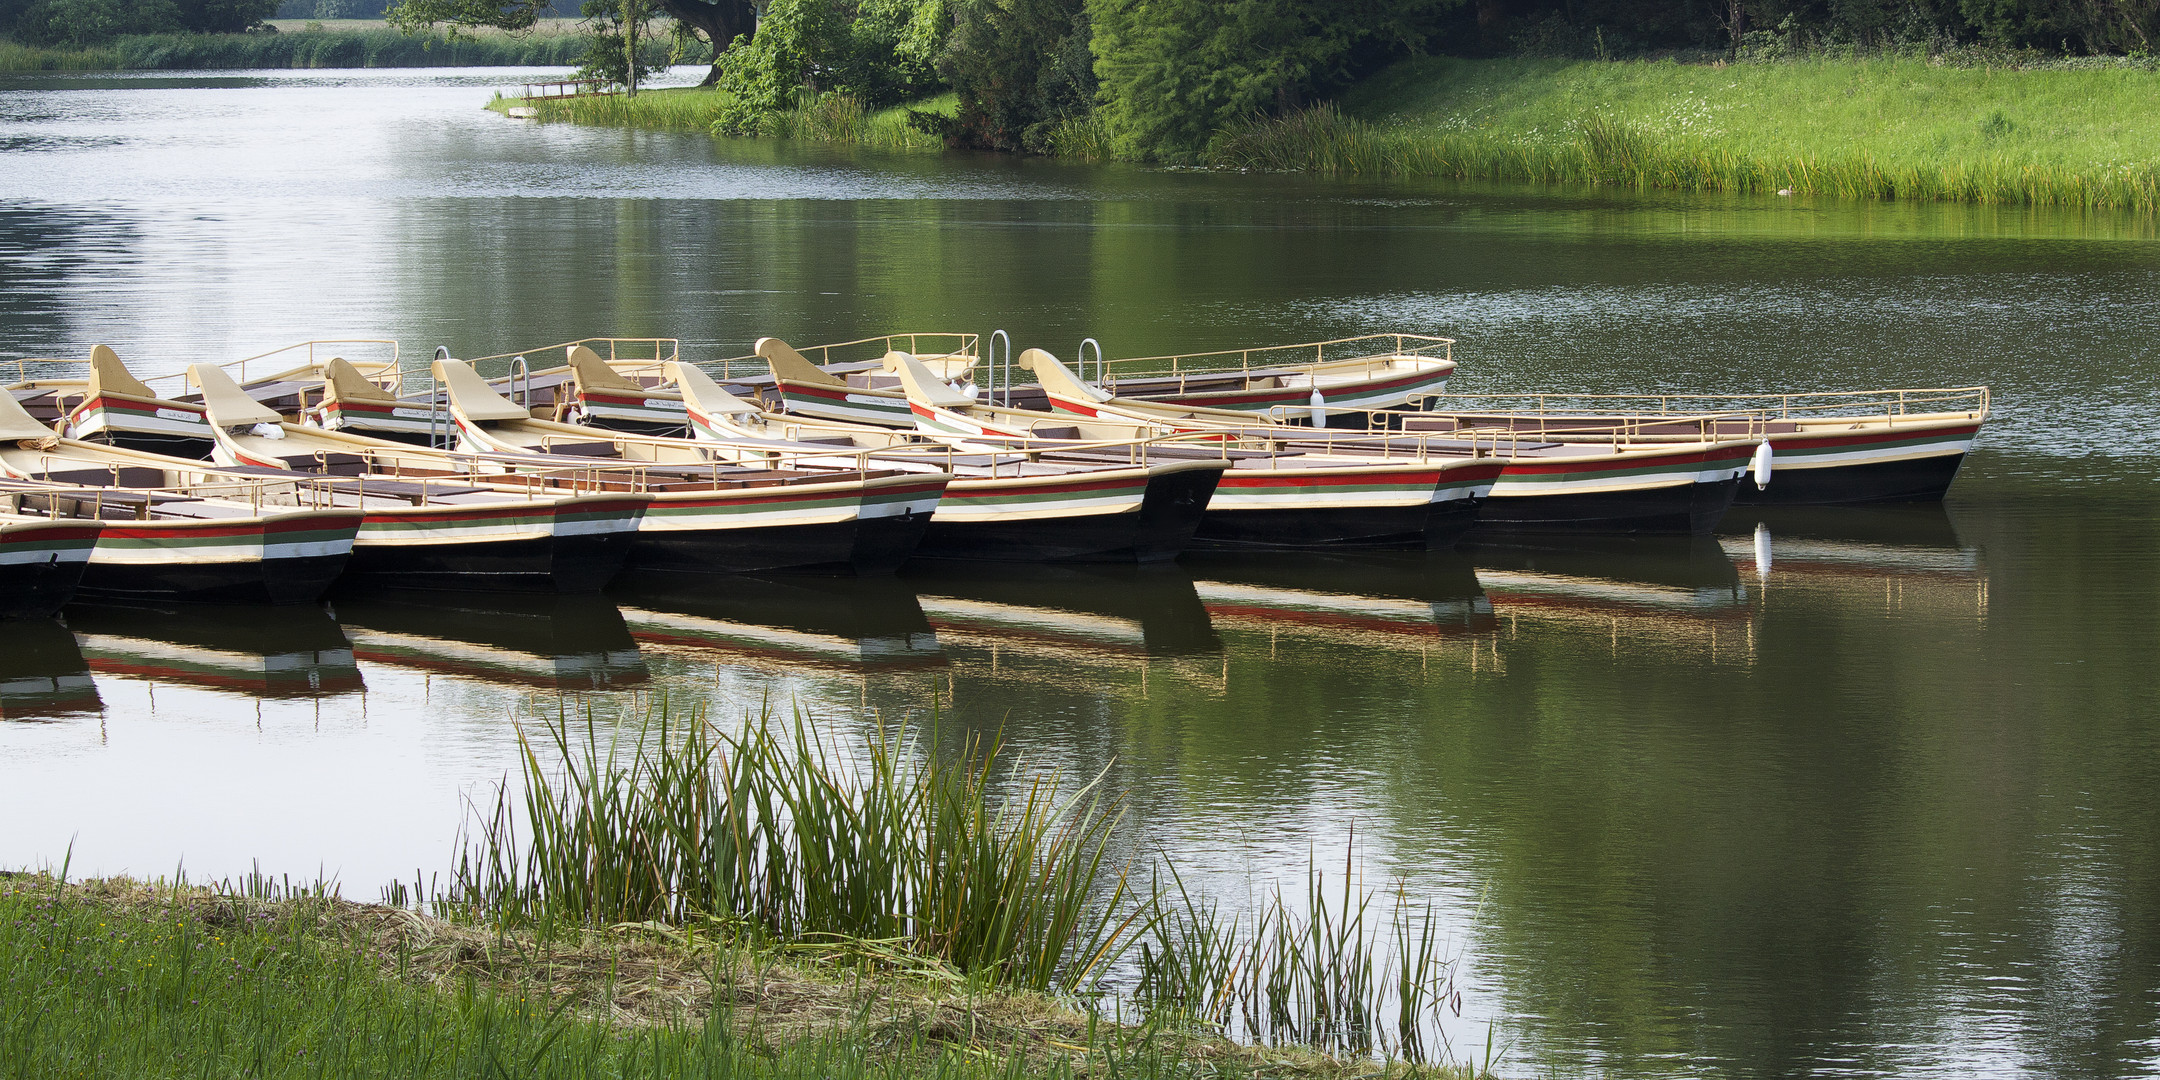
<box><xmin>3</xmin><ymin>68</ymin><xmax>2158</xmax><ymax>1079</ymax></box>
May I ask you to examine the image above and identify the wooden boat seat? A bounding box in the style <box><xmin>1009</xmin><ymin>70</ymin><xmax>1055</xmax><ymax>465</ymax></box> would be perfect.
<box><xmin>844</xmin><ymin>374</ymin><xmax>902</xmax><ymax>390</ymax></box>
<box><xmin>535</xmin><ymin>442</ymin><xmax>622</xmax><ymax>459</ymax></box>
<box><xmin>792</xmin><ymin>436</ymin><xmax>861</xmax><ymax>447</ymax></box>
<box><xmin>1025</xmin><ymin>426</ymin><xmax>1082</xmax><ymax>440</ymax></box>
<box><xmin>279</xmin><ymin>452</ymin><xmax>370</xmax><ymax>476</ymax></box>
<box><xmin>41</xmin><ymin>466</ymin><xmax>167</xmax><ymax>488</ymax></box>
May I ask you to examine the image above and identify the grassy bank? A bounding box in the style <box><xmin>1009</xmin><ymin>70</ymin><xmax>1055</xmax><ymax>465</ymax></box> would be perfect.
<box><xmin>1210</xmin><ymin>55</ymin><xmax>2160</xmax><ymax>209</ymax></box>
<box><xmin>4</xmin><ymin>708</ymin><xmax>1490</xmax><ymax>1076</ymax></box>
<box><xmin>0</xmin><ymin>25</ymin><xmax>681</xmax><ymax>71</ymax></box>
<box><xmin>0</xmin><ymin>871</ymin><xmax>1341</xmax><ymax>1079</ymax></box>
<box><xmin>500</xmin><ymin>87</ymin><xmax>956</xmax><ymax>151</ymax></box>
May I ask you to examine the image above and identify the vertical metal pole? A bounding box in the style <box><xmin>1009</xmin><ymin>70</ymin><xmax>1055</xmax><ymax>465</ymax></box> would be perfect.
<box><xmin>989</xmin><ymin>330</ymin><xmax>1011</xmax><ymax>406</ymax></box>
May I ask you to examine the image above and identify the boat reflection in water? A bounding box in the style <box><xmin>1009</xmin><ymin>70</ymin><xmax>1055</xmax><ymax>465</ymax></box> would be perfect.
<box><xmin>67</xmin><ymin>602</ymin><xmax>362</xmax><ymax>699</ymax></box>
<box><xmin>1724</xmin><ymin>505</ymin><xmax>1985</xmax><ymax>615</ymax></box>
<box><xmin>334</xmin><ymin>594</ymin><xmax>649</xmax><ymax>690</ymax></box>
<box><xmin>610</xmin><ymin>573</ymin><xmax>944</xmax><ymax>674</ymax></box>
<box><xmin>1184</xmin><ymin>551</ymin><xmax>1496</xmax><ymax>645</ymax></box>
<box><xmin>1466</xmin><ymin>535</ymin><xmax>1756</xmax><ymax>661</ymax></box>
<box><xmin>904</xmin><ymin>564</ymin><xmax>1221</xmax><ymax>664</ymax></box>
<box><xmin>0</xmin><ymin>619</ymin><xmax>101</xmax><ymax>720</ymax></box>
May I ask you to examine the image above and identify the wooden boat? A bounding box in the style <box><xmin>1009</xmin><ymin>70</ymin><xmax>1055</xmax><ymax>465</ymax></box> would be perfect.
<box><xmin>194</xmin><ymin>361</ymin><xmax>953</xmax><ymax>576</ymax></box>
<box><xmin>67</xmin><ymin>601</ymin><xmax>364</xmax><ymax>699</ymax></box>
<box><xmin>676</xmin><ymin>348</ymin><xmax>1489</xmax><ymax>551</ymax></box>
<box><xmin>182</xmin><ymin>364</ymin><xmax>648</xmax><ymax>593</ymax></box>
<box><xmin>1043</xmin><ymin>334</ymin><xmax>1459</xmax><ymax>418</ymax></box>
<box><xmin>0</xmin><ymin>515</ymin><xmax>101</xmax><ymax>619</ymax></box>
<box><xmin>872</xmin><ymin>349</ymin><xmax>1505</xmax><ymax>550</ymax></box>
<box><xmin>1020</xmin><ymin>348</ymin><xmax>1758</xmax><ymax>535</ymax></box>
<box><xmin>530</xmin><ymin>356</ymin><xmax>1229</xmax><ymax>565</ymax></box>
<box><xmin>0</xmin><ymin>379</ymin><xmax>361</xmax><ymax>604</ymax></box>
<box><xmin>1398</xmin><ymin>386</ymin><xmax>1989</xmax><ymax>504</ymax></box>
<box><xmin>0</xmin><ymin>619</ymin><xmax>102</xmax><ymax>719</ymax></box>
<box><xmin>722</xmin><ymin>332</ymin><xmax>1455</xmax><ymax>423</ymax></box>
<box><xmin>4</xmin><ymin>345</ymin><xmax>215</xmax><ymax>455</ymax></box>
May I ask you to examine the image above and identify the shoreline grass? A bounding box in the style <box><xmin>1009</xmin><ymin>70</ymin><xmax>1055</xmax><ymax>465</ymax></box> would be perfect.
<box><xmin>4</xmin><ymin>870</ymin><xmax>1410</xmax><ymax>1078</ymax></box>
<box><xmin>500</xmin><ymin>86</ymin><xmax>955</xmax><ymax>152</ymax></box>
<box><xmin>1208</xmin><ymin>56</ymin><xmax>2160</xmax><ymax>210</ymax></box>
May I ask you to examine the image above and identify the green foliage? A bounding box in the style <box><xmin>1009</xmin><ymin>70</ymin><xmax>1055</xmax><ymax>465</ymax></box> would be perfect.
<box><xmin>4</xmin><ymin>0</ymin><xmax>268</xmax><ymax>45</ymax></box>
<box><xmin>382</xmin><ymin>0</ymin><xmax>546</xmax><ymax>34</ymax></box>
<box><xmin>703</xmin><ymin>0</ymin><xmax>950</xmax><ymax>134</ymax></box>
<box><xmin>935</xmin><ymin>0</ymin><xmax>1093</xmax><ymax>151</ymax></box>
<box><xmin>1085</xmin><ymin>0</ymin><xmax>1462</xmax><ymax>160</ymax></box>
<box><xmin>571</xmin><ymin>0</ymin><xmax>667</xmax><ymax>91</ymax></box>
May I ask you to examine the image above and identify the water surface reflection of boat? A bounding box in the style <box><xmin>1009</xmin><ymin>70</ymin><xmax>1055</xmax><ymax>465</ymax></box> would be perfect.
<box><xmin>905</xmin><ymin>564</ymin><xmax>1221</xmax><ymax>660</ymax></box>
<box><xmin>0</xmin><ymin>618</ymin><xmax>101</xmax><ymax>719</ymax></box>
<box><xmin>612</xmin><ymin>573</ymin><xmax>944</xmax><ymax>673</ymax></box>
<box><xmin>1183</xmin><ymin>551</ymin><xmax>1496</xmax><ymax>644</ymax></box>
<box><xmin>1721</xmin><ymin>505</ymin><xmax>1986</xmax><ymax>615</ymax></box>
<box><xmin>334</xmin><ymin>594</ymin><xmax>649</xmax><ymax>689</ymax></box>
<box><xmin>1468</xmin><ymin>535</ymin><xmax>1754</xmax><ymax>654</ymax></box>
<box><xmin>66</xmin><ymin>601</ymin><xmax>362</xmax><ymax>698</ymax></box>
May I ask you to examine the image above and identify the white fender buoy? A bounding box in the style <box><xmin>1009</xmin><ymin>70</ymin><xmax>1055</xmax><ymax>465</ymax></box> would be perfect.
<box><xmin>1751</xmin><ymin>440</ymin><xmax>1774</xmax><ymax>490</ymax></box>
<box><xmin>1309</xmin><ymin>388</ymin><xmax>1328</xmax><ymax>427</ymax></box>
<box><xmin>959</xmin><ymin>381</ymin><xmax>978</xmax><ymax>400</ymax></box>
<box><xmin>250</xmin><ymin>423</ymin><xmax>286</xmax><ymax>440</ymax></box>
<box><xmin>1753</xmin><ymin>522</ymin><xmax>1772</xmax><ymax>582</ymax></box>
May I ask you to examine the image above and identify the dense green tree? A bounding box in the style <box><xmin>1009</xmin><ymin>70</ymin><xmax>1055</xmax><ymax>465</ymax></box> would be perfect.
<box><xmin>935</xmin><ymin>0</ymin><xmax>1093</xmax><ymax>151</ymax></box>
<box><xmin>1086</xmin><ymin>0</ymin><xmax>1460</xmax><ymax>159</ymax></box>
<box><xmin>4</xmin><ymin>0</ymin><xmax>267</xmax><ymax>43</ymax></box>
<box><xmin>384</xmin><ymin>0</ymin><xmax>751</xmax><ymax>84</ymax></box>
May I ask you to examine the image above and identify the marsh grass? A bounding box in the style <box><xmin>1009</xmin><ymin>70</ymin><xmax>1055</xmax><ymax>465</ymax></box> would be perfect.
<box><xmin>1211</xmin><ymin>57</ymin><xmax>2160</xmax><ymax>210</ymax></box>
<box><xmin>517</xmin><ymin>87</ymin><xmax>952</xmax><ymax>151</ymax></box>
<box><xmin>451</xmin><ymin>708</ymin><xmax>1138</xmax><ymax>995</ymax></box>
<box><xmin>448</xmin><ymin>705</ymin><xmax>1472</xmax><ymax>1067</ymax></box>
<box><xmin>1134</xmin><ymin>845</ymin><xmax>1460</xmax><ymax>1063</ymax></box>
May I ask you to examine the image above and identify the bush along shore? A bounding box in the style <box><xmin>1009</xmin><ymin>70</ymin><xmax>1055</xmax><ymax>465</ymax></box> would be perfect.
<box><xmin>495</xmin><ymin>86</ymin><xmax>959</xmax><ymax>153</ymax></box>
<box><xmin>2</xmin><ymin>707</ymin><xmax>1493</xmax><ymax>1078</ymax></box>
<box><xmin>0</xmin><ymin>28</ymin><xmax>682</xmax><ymax>71</ymax></box>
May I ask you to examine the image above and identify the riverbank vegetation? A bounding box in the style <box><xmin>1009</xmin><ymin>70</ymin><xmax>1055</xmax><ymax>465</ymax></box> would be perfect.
<box><xmin>2</xmin><ymin>706</ymin><xmax>1489</xmax><ymax>1076</ymax></box>
<box><xmin>447</xmin><ymin>0</ymin><xmax>2160</xmax><ymax>209</ymax></box>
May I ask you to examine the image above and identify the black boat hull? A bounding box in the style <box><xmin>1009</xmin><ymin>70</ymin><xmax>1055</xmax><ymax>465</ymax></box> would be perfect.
<box><xmin>1474</xmin><ymin>477</ymin><xmax>1743</xmax><ymax>536</ymax></box>
<box><xmin>74</xmin><ymin>553</ymin><xmax>351</xmax><ymax>605</ymax></box>
<box><xmin>915</xmin><ymin>466</ymin><xmax>1219</xmax><ymax>564</ymax></box>
<box><xmin>338</xmin><ymin>530</ymin><xmax>636</xmax><ymax>594</ymax></box>
<box><xmin>1191</xmin><ymin>495</ymin><xmax>1484</xmax><ymax>551</ymax></box>
<box><xmin>1734</xmin><ymin>453</ymin><xmax>1967</xmax><ymax>506</ymax></box>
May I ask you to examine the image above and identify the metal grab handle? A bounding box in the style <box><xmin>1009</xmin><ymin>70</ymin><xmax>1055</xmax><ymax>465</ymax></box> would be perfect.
<box><xmin>1078</xmin><ymin>337</ymin><xmax>1103</xmax><ymax>385</ymax></box>
<box><xmin>989</xmin><ymin>330</ymin><xmax>1011</xmax><ymax>406</ymax></box>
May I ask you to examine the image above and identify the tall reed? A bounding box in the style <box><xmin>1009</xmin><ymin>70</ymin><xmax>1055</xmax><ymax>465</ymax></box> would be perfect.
<box><xmin>450</xmin><ymin>707</ymin><xmax>1137</xmax><ymax>994</ymax></box>
<box><xmin>451</xmin><ymin>704</ymin><xmax>1469</xmax><ymax>1066</ymax></box>
<box><xmin>1133</xmin><ymin>844</ymin><xmax>1460</xmax><ymax>1062</ymax></box>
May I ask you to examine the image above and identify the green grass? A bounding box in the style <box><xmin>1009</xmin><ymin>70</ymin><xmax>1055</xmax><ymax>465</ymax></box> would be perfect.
<box><xmin>0</xmin><ymin>27</ymin><xmax>666</xmax><ymax>71</ymax></box>
<box><xmin>0</xmin><ymin>871</ymin><xmax>1252</xmax><ymax>1079</ymax></box>
<box><xmin>511</xmin><ymin>88</ymin><xmax>955</xmax><ymax>151</ymax></box>
<box><xmin>1209</xmin><ymin>55</ymin><xmax>2160</xmax><ymax>209</ymax></box>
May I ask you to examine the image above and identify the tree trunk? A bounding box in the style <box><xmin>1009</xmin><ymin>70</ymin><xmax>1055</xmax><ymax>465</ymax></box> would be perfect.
<box><xmin>660</xmin><ymin>0</ymin><xmax>755</xmax><ymax>87</ymax></box>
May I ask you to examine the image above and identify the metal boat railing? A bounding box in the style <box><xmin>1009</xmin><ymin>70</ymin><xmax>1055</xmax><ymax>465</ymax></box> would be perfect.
<box><xmin>1416</xmin><ymin>386</ymin><xmax>1991</xmax><ymax>424</ymax></box>
<box><xmin>464</xmin><ymin>337</ymin><xmax>681</xmax><ymax>382</ymax></box>
<box><xmin>1098</xmin><ymin>333</ymin><xmax>1456</xmax><ymax>389</ymax></box>
<box><xmin>705</xmin><ymin>332</ymin><xmax>980</xmax><ymax>382</ymax></box>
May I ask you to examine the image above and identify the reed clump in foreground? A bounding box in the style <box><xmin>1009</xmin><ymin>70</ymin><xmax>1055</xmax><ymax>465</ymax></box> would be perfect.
<box><xmin>1209</xmin><ymin>56</ymin><xmax>2160</xmax><ymax>211</ymax></box>
<box><xmin>446</xmin><ymin>707</ymin><xmax>1471</xmax><ymax>1066</ymax></box>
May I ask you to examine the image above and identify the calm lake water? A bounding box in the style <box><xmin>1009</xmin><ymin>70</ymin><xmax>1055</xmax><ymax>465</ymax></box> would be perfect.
<box><xmin>4</xmin><ymin>66</ymin><xmax>2159</xmax><ymax>1080</ymax></box>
